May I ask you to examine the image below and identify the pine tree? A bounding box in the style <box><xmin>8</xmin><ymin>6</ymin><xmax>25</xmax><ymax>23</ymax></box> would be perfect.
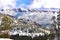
<box><xmin>2</xmin><ymin>15</ymin><xmax>11</xmax><ymax>30</ymax></box>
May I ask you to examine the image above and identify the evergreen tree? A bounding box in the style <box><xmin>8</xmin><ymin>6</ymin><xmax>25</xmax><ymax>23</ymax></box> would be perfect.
<box><xmin>1</xmin><ymin>15</ymin><xmax>11</xmax><ymax>30</ymax></box>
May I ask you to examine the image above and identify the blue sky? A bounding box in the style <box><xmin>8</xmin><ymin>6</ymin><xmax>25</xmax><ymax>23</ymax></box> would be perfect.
<box><xmin>0</xmin><ymin>0</ymin><xmax>60</xmax><ymax>9</ymax></box>
<box><xmin>0</xmin><ymin>0</ymin><xmax>33</xmax><ymax>9</ymax></box>
<box><xmin>16</xmin><ymin>0</ymin><xmax>33</xmax><ymax>8</ymax></box>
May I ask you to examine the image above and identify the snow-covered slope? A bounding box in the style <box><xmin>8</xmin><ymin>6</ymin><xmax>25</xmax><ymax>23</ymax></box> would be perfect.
<box><xmin>18</xmin><ymin>11</ymin><xmax>58</xmax><ymax>27</ymax></box>
<box><xmin>0</xmin><ymin>38</ymin><xmax>13</xmax><ymax>40</ymax></box>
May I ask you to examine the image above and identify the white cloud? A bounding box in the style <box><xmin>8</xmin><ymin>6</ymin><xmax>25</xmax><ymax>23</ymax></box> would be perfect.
<box><xmin>0</xmin><ymin>0</ymin><xmax>17</xmax><ymax>9</ymax></box>
<box><xmin>28</xmin><ymin>0</ymin><xmax>60</xmax><ymax>8</ymax></box>
<box><xmin>28</xmin><ymin>0</ymin><xmax>46</xmax><ymax>8</ymax></box>
<box><xmin>44</xmin><ymin>0</ymin><xmax>60</xmax><ymax>8</ymax></box>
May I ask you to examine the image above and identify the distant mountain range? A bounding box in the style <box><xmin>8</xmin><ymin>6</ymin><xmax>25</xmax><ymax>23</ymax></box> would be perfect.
<box><xmin>0</xmin><ymin>8</ymin><xmax>60</xmax><ymax>13</ymax></box>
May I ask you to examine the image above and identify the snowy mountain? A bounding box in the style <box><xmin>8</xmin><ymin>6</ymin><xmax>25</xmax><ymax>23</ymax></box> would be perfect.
<box><xmin>0</xmin><ymin>13</ymin><xmax>51</xmax><ymax>37</ymax></box>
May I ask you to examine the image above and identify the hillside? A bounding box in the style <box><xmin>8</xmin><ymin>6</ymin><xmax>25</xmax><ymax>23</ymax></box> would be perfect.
<box><xmin>0</xmin><ymin>13</ymin><xmax>51</xmax><ymax>35</ymax></box>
